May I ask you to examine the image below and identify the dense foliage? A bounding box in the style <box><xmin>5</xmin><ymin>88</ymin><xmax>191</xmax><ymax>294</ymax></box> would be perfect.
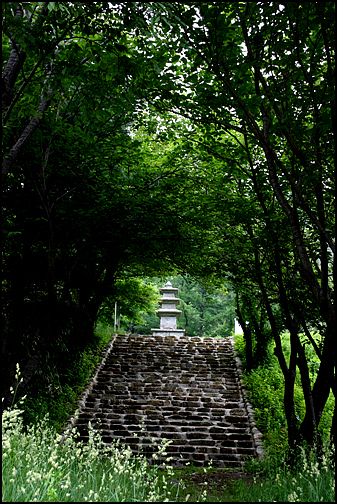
<box><xmin>2</xmin><ymin>1</ymin><xmax>335</xmax><ymax>453</ymax></box>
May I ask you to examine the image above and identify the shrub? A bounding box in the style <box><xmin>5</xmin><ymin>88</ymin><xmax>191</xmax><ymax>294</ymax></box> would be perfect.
<box><xmin>243</xmin><ymin>363</ymin><xmax>287</xmax><ymax>452</ymax></box>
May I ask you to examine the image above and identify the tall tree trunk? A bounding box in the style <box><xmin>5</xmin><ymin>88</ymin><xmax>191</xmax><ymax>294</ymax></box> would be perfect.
<box><xmin>273</xmin><ymin>240</ymin><xmax>320</xmax><ymax>446</ymax></box>
<box><xmin>284</xmin><ymin>354</ymin><xmax>300</xmax><ymax>451</ymax></box>
<box><xmin>235</xmin><ymin>294</ymin><xmax>253</xmax><ymax>372</ymax></box>
<box><xmin>244</xmin><ymin>326</ymin><xmax>253</xmax><ymax>372</ymax></box>
<box><xmin>254</xmin><ymin>249</ymin><xmax>301</xmax><ymax>448</ymax></box>
<box><xmin>304</xmin><ymin>327</ymin><xmax>335</xmax><ymax>431</ymax></box>
<box><xmin>184</xmin><ymin>304</ymin><xmax>189</xmax><ymax>335</ymax></box>
<box><xmin>199</xmin><ymin>287</ymin><xmax>204</xmax><ymax>338</ymax></box>
<box><xmin>330</xmin><ymin>401</ymin><xmax>336</xmax><ymax>450</ymax></box>
<box><xmin>296</xmin><ymin>342</ymin><xmax>319</xmax><ymax>446</ymax></box>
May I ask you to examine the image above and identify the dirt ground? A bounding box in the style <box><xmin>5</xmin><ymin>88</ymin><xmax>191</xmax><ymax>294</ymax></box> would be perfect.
<box><xmin>188</xmin><ymin>468</ymin><xmax>254</xmax><ymax>490</ymax></box>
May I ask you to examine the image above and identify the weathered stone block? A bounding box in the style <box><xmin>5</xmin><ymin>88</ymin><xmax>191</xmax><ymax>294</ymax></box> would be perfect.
<box><xmin>185</xmin><ymin>432</ymin><xmax>209</xmax><ymax>440</ymax></box>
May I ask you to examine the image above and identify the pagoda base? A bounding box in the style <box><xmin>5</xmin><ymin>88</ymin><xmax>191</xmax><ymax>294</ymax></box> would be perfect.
<box><xmin>151</xmin><ymin>329</ymin><xmax>185</xmax><ymax>337</ymax></box>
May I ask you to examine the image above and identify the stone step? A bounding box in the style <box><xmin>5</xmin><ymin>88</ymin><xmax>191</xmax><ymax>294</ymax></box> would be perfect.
<box><xmin>69</xmin><ymin>334</ymin><xmax>262</xmax><ymax>467</ymax></box>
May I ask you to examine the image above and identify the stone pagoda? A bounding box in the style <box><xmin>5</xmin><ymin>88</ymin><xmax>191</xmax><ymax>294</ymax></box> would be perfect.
<box><xmin>151</xmin><ymin>281</ymin><xmax>185</xmax><ymax>337</ymax></box>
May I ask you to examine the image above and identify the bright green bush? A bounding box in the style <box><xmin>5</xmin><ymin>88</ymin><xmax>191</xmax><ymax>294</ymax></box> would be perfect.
<box><xmin>243</xmin><ymin>363</ymin><xmax>287</xmax><ymax>451</ymax></box>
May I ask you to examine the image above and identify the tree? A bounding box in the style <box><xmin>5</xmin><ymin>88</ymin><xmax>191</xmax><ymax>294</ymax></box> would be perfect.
<box><xmin>97</xmin><ymin>277</ymin><xmax>158</xmax><ymax>332</ymax></box>
<box><xmin>2</xmin><ymin>2</ymin><xmax>334</xmax><ymax>451</ymax></box>
<box><xmin>1</xmin><ymin>2</ymin><xmax>204</xmax><ymax>407</ymax></box>
<box><xmin>171</xmin><ymin>275</ymin><xmax>235</xmax><ymax>338</ymax></box>
<box><xmin>133</xmin><ymin>2</ymin><xmax>335</xmax><ymax>449</ymax></box>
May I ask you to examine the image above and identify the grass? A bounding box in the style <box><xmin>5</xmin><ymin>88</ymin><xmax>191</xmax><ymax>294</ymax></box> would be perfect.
<box><xmin>2</xmin><ymin>403</ymin><xmax>179</xmax><ymax>502</ymax></box>
<box><xmin>164</xmin><ymin>447</ymin><xmax>335</xmax><ymax>502</ymax></box>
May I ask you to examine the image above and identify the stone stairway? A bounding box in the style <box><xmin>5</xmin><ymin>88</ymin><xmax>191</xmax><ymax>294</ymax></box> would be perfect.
<box><xmin>69</xmin><ymin>334</ymin><xmax>264</xmax><ymax>467</ymax></box>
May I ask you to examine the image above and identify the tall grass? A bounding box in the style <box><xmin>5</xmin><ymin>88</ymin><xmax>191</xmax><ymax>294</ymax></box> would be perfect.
<box><xmin>167</xmin><ymin>444</ymin><xmax>335</xmax><ymax>502</ymax></box>
<box><xmin>2</xmin><ymin>403</ymin><xmax>180</xmax><ymax>502</ymax></box>
<box><xmin>234</xmin><ymin>443</ymin><xmax>335</xmax><ymax>502</ymax></box>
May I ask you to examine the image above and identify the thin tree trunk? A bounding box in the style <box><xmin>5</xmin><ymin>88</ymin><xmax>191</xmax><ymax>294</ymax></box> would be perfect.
<box><xmin>284</xmin><ymin>353</ymin><xmax>300</xmax><ymax>451</ymax></box>
<box><xmin>2</xmin><ymin>96</ymin><xmax>51</xmax><ymax>183</ymax></box>
<box><xmin>2</xmin><ymin>4</ymin><xmax>26</xmax><ymax>112</ymax></box>
<box><xmin>235</xmin><ymin>294</ymin><xmax>253</xmax><ymax>372</ymax></box>
<box><xmin>253</xmin><ymin>248</ymin><xmax>300</xmax><ymax>448</ymax></box>
<box><xmin>273</xmin><ymin>240</ymin><xmax>320</xmax><ymax>446</ymax></box>
<box><xmin>199</xmin><ymin>287</ymin><xmax>204</xmax><ymax>338</ymax></box>
<box><xmin>330</xmin><ymin>401</ymin><xmax>336</xmax><ymax>450</ymax></box>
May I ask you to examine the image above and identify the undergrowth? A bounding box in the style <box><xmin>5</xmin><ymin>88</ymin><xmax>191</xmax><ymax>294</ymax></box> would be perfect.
<box><xmin>21</xmin><ymin>324</ymin><xmax>114</xmax><ymax>432</ymax></box>
<box><xmin>233</xmin><ymin>332</ymin><xmax>334</xmax><ymax>452</ymax></box>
